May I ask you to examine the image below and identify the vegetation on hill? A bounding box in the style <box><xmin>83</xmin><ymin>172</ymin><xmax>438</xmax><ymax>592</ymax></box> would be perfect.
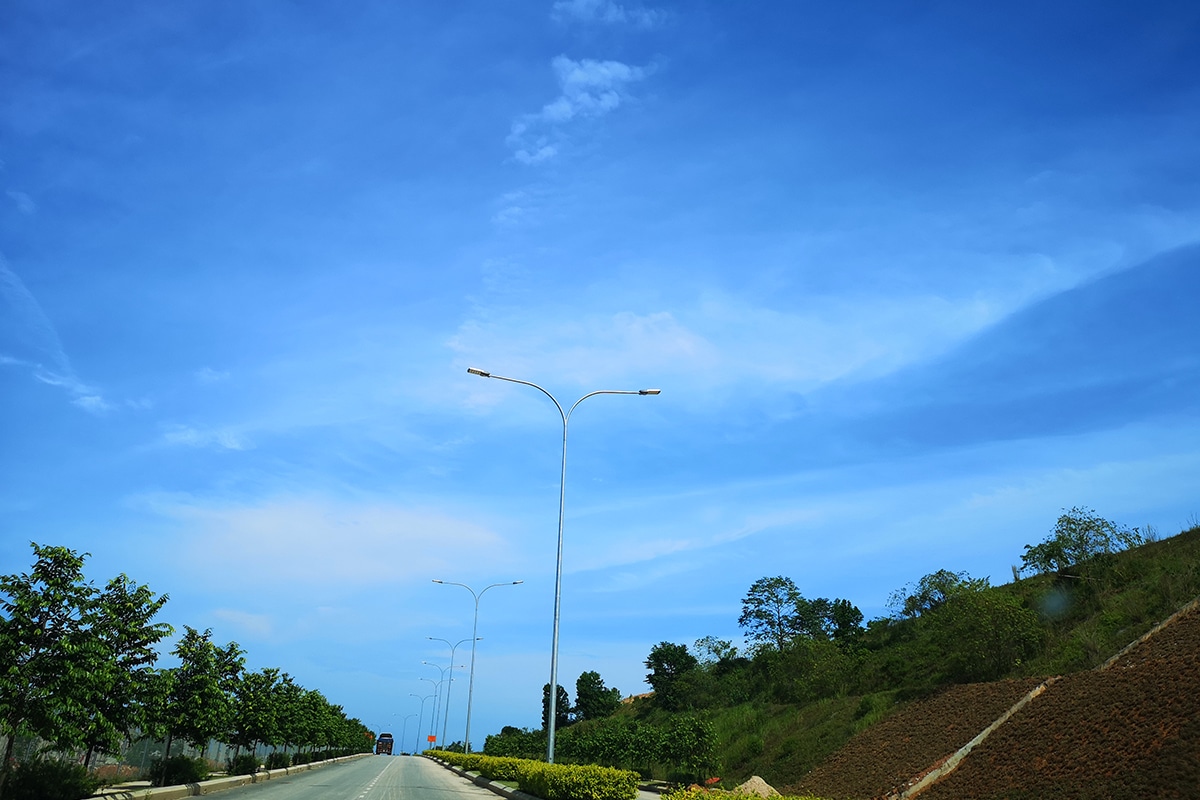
<box><xmin>485</xmin><ymin>510</ymin><xmax>1200</xmax><ymax>789</ymax></box>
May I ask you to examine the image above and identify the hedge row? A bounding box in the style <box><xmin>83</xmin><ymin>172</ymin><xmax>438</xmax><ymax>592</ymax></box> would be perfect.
<box><xmin>427</xmin><ymin>751</ymin><xmax>639</xmax><ymax>800</ymax></box>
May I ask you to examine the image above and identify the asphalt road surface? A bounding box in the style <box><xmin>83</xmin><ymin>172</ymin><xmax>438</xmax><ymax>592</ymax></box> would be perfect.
<box><xmin>223</xmin><ymin>755</ymin><xmax>502</xmax><ymax>800</ymax></box>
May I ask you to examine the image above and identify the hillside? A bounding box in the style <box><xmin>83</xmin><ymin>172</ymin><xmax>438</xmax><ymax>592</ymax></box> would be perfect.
<box><xmin>785</xmin><ymin>599</ymin><xmax>1199</xmax><ymax>798</ymax></box>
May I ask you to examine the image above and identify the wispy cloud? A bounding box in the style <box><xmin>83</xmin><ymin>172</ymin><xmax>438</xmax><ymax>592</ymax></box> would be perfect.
<box><xmin>138</xmin><ymin>494</ymin><xmax>518</xmax><ymax>590</ymax></box>
<box><xmin>6</xmin><ymin>190</ymin><xmax>36</xmax><ymax>215</ymax></box>
<box><xmin>212</xmin><ymin>608</ymin><xmax>273</xmax><ymax>637</ymax></box>
<box><xmin>551</xmin><ymin>0</ymin><xmax>666</xmax><ymax>29</ymax></box>
<box><xmin>162</xmin><ymin>424</ymin><xmax>250</xmax><ymax>451</ymax></box>
<box><xmin>447</xmin><ymin>286</ymin><xmax>1027</xmax><ymax>410</ymax></box>
<box><xmin>195</xmin><ymin>367</ymin><xmax>231</xmax><ymax>384</ymax></box>
<box><xmin>507</xmin><ymin>56</ymin><xmax>649</xmax><ymax>164</ymax></box>
<box><xmin>0</xmin><ymin>255</ymin><xmax>108</xmax><ymax>412</ymax></box>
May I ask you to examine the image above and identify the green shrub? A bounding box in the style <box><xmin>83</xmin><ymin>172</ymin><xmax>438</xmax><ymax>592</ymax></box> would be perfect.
<box><xmin>292</xmin><ymin>751</ymin><xmax>313</xmax><ymax>765</ymax></box>
<box><xmin>227</xmin><ymin>753</ymin><xmax>260</xmax><ymax>776</ymax></box>
<box><xmin>265</xmin><ymin>751</ymin><xmax>292</xmax><ymax>769</ymax></box>
<box><xmin>519</xmin><ymin>760</ymin><xmax>638</xmax><ymax>800</ymax></box>
<box><xmin>3</xmin><ymin>757</ymin><xmax>101</xmax><ymax>800</ymax></box>
<box><xmin>149</xmin><ymin>754</ymin><xmax>210</xmax><ymax>787</ymax></box>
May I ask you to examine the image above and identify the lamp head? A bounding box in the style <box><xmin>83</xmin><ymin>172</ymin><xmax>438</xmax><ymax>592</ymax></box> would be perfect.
<box><xmin>467</xmin><ymin>367</ymin><xmax>491</xmax><ymax>377</ymax></box>
<box><xmin>639</xmin><ymin>388</ymin><xmax>661</xmax><ymax>395</ymax></box>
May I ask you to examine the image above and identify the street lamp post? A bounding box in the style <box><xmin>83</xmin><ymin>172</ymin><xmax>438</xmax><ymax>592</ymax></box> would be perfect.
<box><xmin>428</xmin><ymin>636</ymin><xmax>476</xmax><ymax>750</ymax></box>
<box><xmin>466</xmin><ymin>367</ymin><xmax>659</xmax><ymax>762</ymax></box>
<box><xmin>400</xmin><ymin>713</ymin><xmax>418</xmax><ymax>755</ymax></box>
<box><xmin>408</xmin><ymin>693</ymin><xmax>434</xmax><ymax>754</ymax></box>
<box><xmin>419</xmin><ymin>676</ymin><xmax>444</xmax><ymax>746</ymax></box>
<box><xmin>433</xmin><ymin>579</ymin><xmax>523</xmax><ymax>753</ymax></box>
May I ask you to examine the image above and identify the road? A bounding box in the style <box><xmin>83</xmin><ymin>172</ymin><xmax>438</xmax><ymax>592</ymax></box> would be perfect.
<box><xmin>223</xmin><ymin>755</ymin><xmax>504</xmax><ymax>800</ymax></box>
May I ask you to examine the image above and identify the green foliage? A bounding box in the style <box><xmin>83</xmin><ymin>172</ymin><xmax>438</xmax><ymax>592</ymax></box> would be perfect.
<box><xmin>645</xmin><ymin>642</ymin><xmax>699</xmax><ymax>711</ymax></box>
<box><xmin>0</xmin><ymin>543</ymin><xmax>171</xmax><ymax>795</ymax></box>
<box><xmin>484</xmin><ymin>725</ymin><xmax>547</xmax><ymax>759</ymax></box>
<box><xmin>148</xmin><ymin>754</ymin><xmax>209</xmax><ymax>787</ymax></box>
<box><xmin>887</xmin><ymin>569</ymin><xmax>990</xmax><ymax>619</ymax></box>
<box><xmin>518</xmin><ymin>761</ymin><xmax>639</xmax><ymax>800</ymax></box>
<box><xmin>575</xmin><ymin>671</ymin><xmax>621</xmax><ymax>722</ymax></box>
<box><xmin>928</xmin><ymin>590</ymin><xmax>1042</xmax><ymax>682</ymax></box>
<box><xmin>265</xmin><ymin>751</ymin><xmax>292</xmax><ymax>769</ymax></box>
<box><xmin>432</xmin><ymin>751</ymin><xmax>639</xmax><ymax>800</ymax></box>
<box><xmin>738</xmin><ymin>577</ymin><xmax>863</xmax><ymax>652</ymax></box>
<box><xmin>1021</xmin><ymin>506</ymin><xmax>1144</xmax><ymax>576</ymax></box>
<box><xmin>543</xmin><ymin>683</ymin><xmax>572</xmax><ymax>731</ymax></box>
<box><xmin>227</xmin><ymin>753</ymin><xmax>260</xmax><ymax>776</ymax></box>
<box><xmin>1</xmin><ymin>757</ymin><xmax>101</xmax><ymax>800</ymax></box>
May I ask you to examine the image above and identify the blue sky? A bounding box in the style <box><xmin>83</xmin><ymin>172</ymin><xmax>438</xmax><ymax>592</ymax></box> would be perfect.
<box><xmin>3</xmin><ymin>0</ymin><xmax>1199</xmax><ymax>750</ymax></box>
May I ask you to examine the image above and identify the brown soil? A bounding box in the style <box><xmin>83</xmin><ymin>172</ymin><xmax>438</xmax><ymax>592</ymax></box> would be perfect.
<box><xmin>784</xmin><ymin>678</ymin><xmax>1045</xmax><ymax>800</ymax></box>
<box><xmin>784</xmin><ymin>604</ymin><xmax>1200</xmax><ymax>800</ymax></box>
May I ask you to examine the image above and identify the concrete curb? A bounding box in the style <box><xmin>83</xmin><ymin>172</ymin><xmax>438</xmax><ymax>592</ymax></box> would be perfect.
<box><xmin>95</xmin><ymin>753</ymin><xmax>371</xmax><ymax>798</ymax></box>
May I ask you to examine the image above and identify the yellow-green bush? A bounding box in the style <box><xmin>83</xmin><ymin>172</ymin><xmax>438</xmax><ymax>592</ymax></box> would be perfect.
<box><xmin>427</xmin><ymin>750</ymin><xmax>638</xmax><ymax>800</ymax></box>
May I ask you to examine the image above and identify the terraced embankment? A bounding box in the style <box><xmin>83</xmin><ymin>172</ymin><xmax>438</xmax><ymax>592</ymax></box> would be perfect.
<box><xmin>785</xmin><ymin>601</ymin><xmax>1200</xmax><ymax>799</ymax></box>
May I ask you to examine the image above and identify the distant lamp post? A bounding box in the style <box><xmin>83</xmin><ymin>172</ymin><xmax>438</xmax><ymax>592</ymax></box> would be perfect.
<box><xmin>419</xmin><ymin>676</ymin><xmax>444</xmax><ymax>745</ymax></box>
<box><xmin>400</xmin><ymin>713</ymin><xmax>418</xmax><ymax>755</ymax></box>
<box><xmin>433</xmin><ymin>579</ymin><xmax>523</xmax><ymax>753</ymax></box>
<box><xmin>428</xmin><ymin>636</ymin><xmax>476</xmax><ymax>751</ymax></box>
<box><xmin>409</xmin><ymin>693</ymin><xmax>434</xmax><ymax>754</ymax></box>
<box><xmin>466</xmin><ymin>367</ymin><xmax>660</xmax><ymax>762</ymax></box>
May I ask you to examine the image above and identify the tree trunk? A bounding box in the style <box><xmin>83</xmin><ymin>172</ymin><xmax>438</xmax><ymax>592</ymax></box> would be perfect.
<box><xmin>0</xmin><ymin>732</ymin><xmax>16</xmax><ymax>800</ymax></box>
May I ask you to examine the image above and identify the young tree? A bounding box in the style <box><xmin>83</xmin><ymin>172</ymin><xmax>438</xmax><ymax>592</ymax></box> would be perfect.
<box><xmin>574</xmin><ymin>671</ymin><xmax>621</xmax><ymax>721</ymax></box>
<box><xmin>644</xmin><ymin>641</ymin><xmax>699</xmax><ymax>711</ymax></box>
<box><xmin>228</xmin><ymin>667</ymin><xmax>282</xmax><ymax>759</ymax></box>
<box><xmin>888</xmin><ymin>569</ymin><xmax>990</xmax><ymax>619</ymax></box>
<box><xmin>1021</xmin><ymin>507</ymin><xmax>1144</xmax><ymax>576</ymax></box>
<box><xmin>0</xmin><ymin>544</ymin><xmax>96</xmax><ymax>797</ymax></box>
<box><xmin>77</xmin><ymin>573</ymin><xmax>173</xmax><ymax>766</ymax></box>
<box><xmin>541</xmin><ymin>683</ymin><xmax>571</xmax><ymax>731</ymax></box>
<box><xmin>739</xmin><ymin>576</ymin><xmax>803</xmax><ymax>651</ymax></box>
<box><xmin>152</xmin><ymin>626</ymin><xmax>244</xmax><ymax>779</ymax></box>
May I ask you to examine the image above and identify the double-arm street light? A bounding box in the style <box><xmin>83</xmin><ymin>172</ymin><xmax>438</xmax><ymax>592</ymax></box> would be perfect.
<box><xmin>424</xmin><ymin>638</ymin><xmax>475</xmax><ymax>753</ymax></box>
<box><xmin>433</xmin><ymin>579</ymin><xmax>523</xmax><ymax>753</ymax></box>
<box><xmin>466</xmin><ymin>367</ymin><xmax>660</xmax><ymax>762</ymax></box>
<box><xmin>408</xmin><ymin>693</ymin><xmax>434</xmax><ymax>754</ymax></box>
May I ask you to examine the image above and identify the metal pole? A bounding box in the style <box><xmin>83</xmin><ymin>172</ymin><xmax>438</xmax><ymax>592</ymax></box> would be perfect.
<box><xmin>466</xmin><ymin>368</ymin><xmax>659</xmax><ymax>762</ymax></box>
<box><xmin>433</xmin><ymin>579</ymin><xmax>523</xmax><ymax>752</ymax></box>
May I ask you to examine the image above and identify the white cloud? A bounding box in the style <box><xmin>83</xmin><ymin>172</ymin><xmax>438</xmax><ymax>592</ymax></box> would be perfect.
<box><xmin>447</xmin><ymin>288</ymin><xmax>1010</xmax><ymax>410</ymax></box>
<box><xmin>162</xmin><ymin>424</ymin><xmax>250</xmax><ymax>451</ymax></box>
<box><xmin>551</xmin><ymin>0</ymin><xmax>666</xmax><ymax>29</ymax></box>
<box><xmin>72</xmin><ymin>394</ymin><xmax>113</xmax><ymax>414</ymax></box>
<box><xmin>195</xmin><ymin>367</ymin><xmax>231</xmax><ymax>384</ymax></box>
<box><xmin>212</xmin><ymin>608</ymin><xmax>273</xmax><ymax>637</ymax></box>
<box><xmin>507</xmin><ymin>56</ymin><xmax>648</xmax><ymax>164</ymax></box>
<box><xmin>6</xmin><ymin>190</ymin><xmax>36</xmax><ymax>215</ymax></box>
<box><xmin>140</xmin><ymin>494</ymin><xmax>518</xmax><ymax>589</ymax></box>
<box><xmin>2</xmin><ymin>255</ymin><xmax>108</xmax><ymax>410</ymax></box>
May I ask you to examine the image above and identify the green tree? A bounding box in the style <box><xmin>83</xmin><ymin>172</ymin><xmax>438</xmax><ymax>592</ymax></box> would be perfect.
<box><xmin>76</xmin><ymin>573</ymin><xmax>172</xmax><ymax>767</ymax></box>
<box><xmin>929</xmin><ymin>590</ymin><xmax>1042</xmax><ymax>682</ymax></box>
<box><xmin>1021</xmin><ymin>506</ymin><xmax>1144</xmax><ymax>576</ymax></box>
<box><xmin>738</xmin><ymin>576</ymin><xmax>803</xmax><ymax>651</ymax></box>
<box><xmin>574</xmin><ymin>670</ymin><xmax>621</xmax><ymax>722</ymax></box>
<box><xmin>888</xmin><ymin>569</ymin><xmax>990</xmax><ymax>619</ymax></box>
<box><xmin>541</xmin><ymin>683</ymin><xmax>571</xmax><ymax>731</ymax></box>
<box><xmin>645</xmin><ymin>641</ymin><xmax>699</xmax><ymax>711</ymax></box>
<box><xmin>152</xmin><ymin>626</ymin><xmax>244</xmax><ymax>780</ymax></box>
<box><xmin>0</xmin><ymin>544</ymin><xmax>96</xmax><ymax>798</ymax></box>
<box><xmin>228</xmin><ymin>667</ymin><xmax>282</xmax><ymax>759</ymax></box>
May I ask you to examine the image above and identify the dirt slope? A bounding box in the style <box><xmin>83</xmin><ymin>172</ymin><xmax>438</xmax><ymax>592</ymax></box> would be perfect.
<box><xmin>785</xmin><ymin>604</ymin><xmax>1200</xmax><ymax>800</ymax></box>
<box><xmin>784</xmin><ymin>679</ymin><xmax>1045</xmax><ymax>799</ymax></box>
